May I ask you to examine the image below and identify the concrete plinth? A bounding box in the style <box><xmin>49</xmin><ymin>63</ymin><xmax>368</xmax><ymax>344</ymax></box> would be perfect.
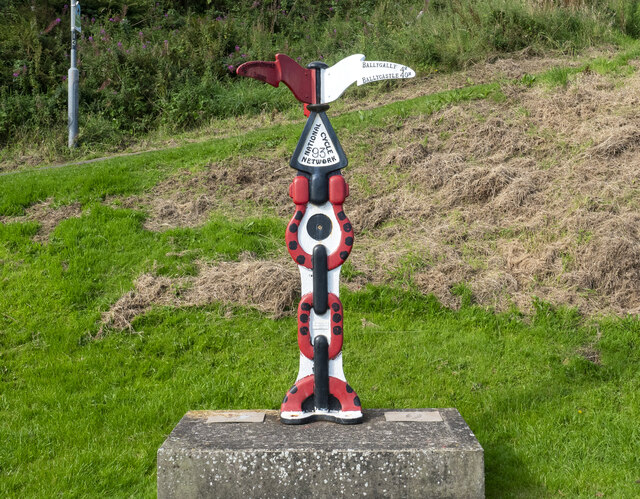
<box><xmin>157</xmin><ymin>409</ymin><xmax>484</xmax><ymax>498</ymax></box>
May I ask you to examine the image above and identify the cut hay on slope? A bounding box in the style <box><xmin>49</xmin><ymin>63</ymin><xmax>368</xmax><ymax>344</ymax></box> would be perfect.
<box><xmin>99</xmin><ymin>257</ymin><xmax>298</xmax><ymax>334</ymax></box>
<box><xmin>345</xmin><ymin>69</ymin><xmax>640</xmax><ymax>316</ymax></box>
<box><xmin>0</xmin><ymin>198</ymin><xmax>82</xmax><ymax>243</ymax></box>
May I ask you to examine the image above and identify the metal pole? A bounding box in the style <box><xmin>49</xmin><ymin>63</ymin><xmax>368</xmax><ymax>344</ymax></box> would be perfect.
<box><xmin>68</xmin><ymin>1</ymin><xmax>79</xmax><ymax>148</ymax></box>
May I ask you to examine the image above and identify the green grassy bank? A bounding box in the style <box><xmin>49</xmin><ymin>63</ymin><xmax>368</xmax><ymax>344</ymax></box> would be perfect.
<box><xmin>1</xmin><ymin>218</ymin><xmax>639</xmax><ymax>496</ymax></box>
<box><xmin>2</xmin><ymin>60</ymin><xmax>640</xmax><ymax>496</ymax></box>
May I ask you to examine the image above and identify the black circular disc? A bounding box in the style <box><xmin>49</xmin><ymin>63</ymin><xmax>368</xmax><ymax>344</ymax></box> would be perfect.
<box><xmin>306</xmin><ymin>214</ymin><xmax>332</xmax><ymax>241</ymax></box>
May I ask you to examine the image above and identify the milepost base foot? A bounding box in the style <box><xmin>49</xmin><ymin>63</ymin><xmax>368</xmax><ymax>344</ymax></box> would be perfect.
<box><xmin>280</xmin><ymin>410</ymin><xmax>363</xmax><ymax>425</ymax></box>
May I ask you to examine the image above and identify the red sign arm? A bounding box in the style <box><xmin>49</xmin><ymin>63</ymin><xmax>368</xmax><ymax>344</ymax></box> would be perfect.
<box><xmin>236</xmin><ymin>54</ymin><xmax>316</xmax><ymax>104</ymax></box>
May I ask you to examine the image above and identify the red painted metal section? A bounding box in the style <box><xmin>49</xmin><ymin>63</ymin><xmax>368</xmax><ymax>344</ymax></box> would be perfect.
<box><xmin>280</xmin><ymin>375</ymin><xmax>315</xmax><ymax>412</ymax></box>
<box><xmin>286</xmin><ymin>177</ymin><xmax>353</xmax><ymax>270</ymax></box>
<box><xmin>297</xmin><ymin>293</ymin><xmax>344</xmax><ymax>360</ymax></box>
<box><xmin>326</xmin><ymin>203</ymin><xmax>354</xmax><ymax>270</ymax></box>
<box><xmin>285</xmin><ymin>205</ymin><xmax>311</xmax><ymax>269</ymax></box>
<box><xmin>280</xmin><ymin>375</ymin><xmax>361</xmax><ymax>413</ymax></box>
<box><xmin>236</xmin><ymin>53</ymin><xmax>315</xmax><ymax>104</ymax></box>
<box><xmin>328</xmin><ymin>175</ymin><xmax>347</xmax><ymax>205</ymax></box>
<box><xmin>329</xmin><ymin>377</ymin><xmax>361</xmax><ymax>411</ymax></box>
<box><xmin>289</xmin><ymin>176</ymin><xmax>309</xmax><ymax>205</ymax></box>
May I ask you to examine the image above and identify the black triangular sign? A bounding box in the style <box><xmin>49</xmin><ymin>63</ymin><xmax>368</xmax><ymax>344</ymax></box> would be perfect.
<box><xmin>290</xmin><ymin>112</ymin><xmax>348</xmax><ymax>174</ymax></box>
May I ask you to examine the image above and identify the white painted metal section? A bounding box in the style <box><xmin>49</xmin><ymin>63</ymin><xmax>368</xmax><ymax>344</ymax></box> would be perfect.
<box><xmin>298</xmin><ymin>266</ymin><xmax>341</xmax><ymax>296</ymax></box>
<box><xmin>357</xmin><ymin>61</ymin><xmax>415</xmax><ymax>86</ymax></box>
<box><xmin>295</xmin><ymin>204</ymin><xmax>344</xmax><ymax>384</ymax></box>
<box><xmin>296</xmin><ymin>115</ymin><xmax>341</xmax><ymax>168</ymax></box>
<box><xmin>322</xmin><ymin>53</ymin><xmax>365</xmax><ymax>103</ymax></box>
<box><xmin>310</xmin><ymin>309</ymin><xmax>330</xmax><ymax>342</ymax></box>
<box><xmin>297</xmin><ymin>202</ymin><xmax>341</xmax><ymax>256</ymax></box>
<box><xmin>296</xmin><ymin>352</ymin><xmax>346</xmax><ymax>382</ymax></box>
<box><xmin>321</xmin><ymin>54</ymin><xmax>416</xmax><ymax>104</ymax></box>
<box><xmin>280</xmin><ymin>409</ymin><xmax>362</xmax><ymax>422</ymax></box>
<box><xmin>296</xmin><ymin>263</ymin><xmax>345</xmax><ymax>382</ymax></box>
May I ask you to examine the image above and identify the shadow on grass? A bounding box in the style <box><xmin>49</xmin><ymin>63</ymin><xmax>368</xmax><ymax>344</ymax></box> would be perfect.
<box><xmin>483</xmin><ymin>440</ymin><xmax>547</xmax><ymax>498</ymax></box>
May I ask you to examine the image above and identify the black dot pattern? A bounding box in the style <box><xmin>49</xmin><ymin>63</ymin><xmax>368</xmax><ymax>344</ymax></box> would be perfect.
<box><xmin>296</xmin><ymin>255</ymin><xmax>305</xmax><ymax>264</ymax></box>
<box><xmin>301</xmin><ymin>302</ymin><xmax>312</xmax><ymax>311</ymax></box>
<box><xmin>332</xmin><ymin>313</ymin><xmax>342</xmax><ymax>323</ymax></box>
<box><xmin>353</xmin><ymin>396</ymin><xmax>361</xmax><ymax>407</ymax></box>
<box><xmin>289</xmin><ymin>241</ymin><xmax>298</xmax><ymax>250</ymax></box>
<box><xmin>290</xmin><ymin>385</ymin><xmax>298</xmax><ymax>394</ymax></box>
<box><xmin>300</xmin><ymin>314</ymin><xmax>309</xmax><ymax>323</ymax></box>
<box><xmin>346</xmin><ymin>384</ymin><xmax>353</xmax><ymax>393</ymax></box>
<box><xmin>294</xmin><ymin>211</ymin><xmax>304</xmax><ymax>220</ymax></box>
<box><xmin>289</xmin><ymin>223</ymin><xmax>298</xmax><ymax>233</ymax></box>
<box><xmin>337</xmin><ymin>211</ymin><xmax>346</xmax><ymax>221</ymax></box>
<box><xmin>343</xmin><ymin>223</ymin><xmax>352</xmax><ymax>232</ymax></box>
<box><xmin>300</xmin><ymin>326</ymin><xmax>309</xmax><ymax>335</ymax></box>
<box><xmin>345</xmin><ymin>237</ymin><xmax>353</xmax><ymax>246</ymax></box>
<box><xmin>331</xmin><ymin>303</ymin><xmax>340</xmax><ymax>312</ymax></box>
<box><xmin>283</xmin><ymin>395</ymin><xmax>288</xmax><ymax>403</ymax></box>
<box><xmin>340</xmin><ymin>251</ymin><xmax>349</xmax><ymax>260</ymax></box>
<box><xmin>333</xmin><ymin>326</ymin><xmax>343</xmax><ymax>335</ymax></box>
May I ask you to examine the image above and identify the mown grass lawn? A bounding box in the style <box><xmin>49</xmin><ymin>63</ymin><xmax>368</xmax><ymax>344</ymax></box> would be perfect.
<box><xmin>2</xmin><ymin>66</ymin><xmax>640</xmax><ymax>497</ymax></box>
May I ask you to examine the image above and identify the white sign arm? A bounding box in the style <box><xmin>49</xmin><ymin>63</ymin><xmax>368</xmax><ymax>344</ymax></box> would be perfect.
<box><xmin>321</xmin><ymin>54</ymin><xmax>365</xmax><ymax>104</ymax></box>
<box><xmin>320</xmin><ymin>55</ymin><xmax>415</xmax><ymax>104</ymax></box>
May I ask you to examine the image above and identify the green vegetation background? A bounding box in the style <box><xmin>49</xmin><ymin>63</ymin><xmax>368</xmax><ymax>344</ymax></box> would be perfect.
<box><xmin>2</xmin><ymin>1</ymin><xmax>640</xmax><ymax>497</ymax></box>
<box><xmin>3</xmin><ymin>0</ymin><xmax>640</xmax><ymax>162</ymax></box>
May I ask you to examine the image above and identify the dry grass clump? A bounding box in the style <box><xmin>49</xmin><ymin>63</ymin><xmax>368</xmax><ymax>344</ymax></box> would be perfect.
<box><xmin>492</xmin><ymin>167</ymin><xmax>542</xmax><ymax>210</ymax></box>
<box><xmin>98</xmin><ymin>273</ymin><xmax>175</xmax><ymax>334</ymax></box>
<box><xmin>384</xmin><ymin>143</ymin><xmax>429</xmax><ymax>169</ymax></box>
<box><xmin>577</xmin><ymin>345</ymin><xmax>602</xmax><ymax>365</ymax></box>
<box><xmin>118</xmin><ymin>157</ymin><xmax>293</xmax><ymax>232</ymax></box>
<box><xmin>188</xmin><ymin>258</ymin><xmax>298</xmax><ymax>316</ymax></box>
<box><xmin>99</xmin><ymin>256</ymin><xmax>298</xmax><ymax>334</ymax></box>
<box><xmin>411</xmin><ymin>153</ymin><xmax>465</xmax><ymax>190</ymax></box>
<box><xmin>590</xmin><ymin>125</ymin><xmax>640</xmax><ymax>158</ymax></box>
<box><xmin>568</xmin><ymin>213</ymin><xmax>640</xmax><ymax>314</ymax></box>
<box><xmin>442</xmin><ymin>165</ymin><xmax>516</xmax><ymax>205</ymax></box>
<box><xmin>0</xmin><ymin>198</ymin><xmax>82</xmax><ymax>243</ymax></box>
<box><xmin>349</xmin><ymin>195</ymin><xmax>398</xmax><ymax>231</ymax></box>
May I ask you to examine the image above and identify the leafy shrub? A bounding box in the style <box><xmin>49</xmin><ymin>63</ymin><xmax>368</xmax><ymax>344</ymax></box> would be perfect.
<box><xmin>0</xmin><ymin>0</ymin><xmax>636</xmax><ymax>151</ymax></box>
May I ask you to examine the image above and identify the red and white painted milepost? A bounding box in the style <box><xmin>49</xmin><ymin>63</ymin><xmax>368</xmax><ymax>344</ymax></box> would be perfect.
<box><xmin>237</xmin><ymin>54</ymin><xmax>415</xmax><ymax>424</ymax></box>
